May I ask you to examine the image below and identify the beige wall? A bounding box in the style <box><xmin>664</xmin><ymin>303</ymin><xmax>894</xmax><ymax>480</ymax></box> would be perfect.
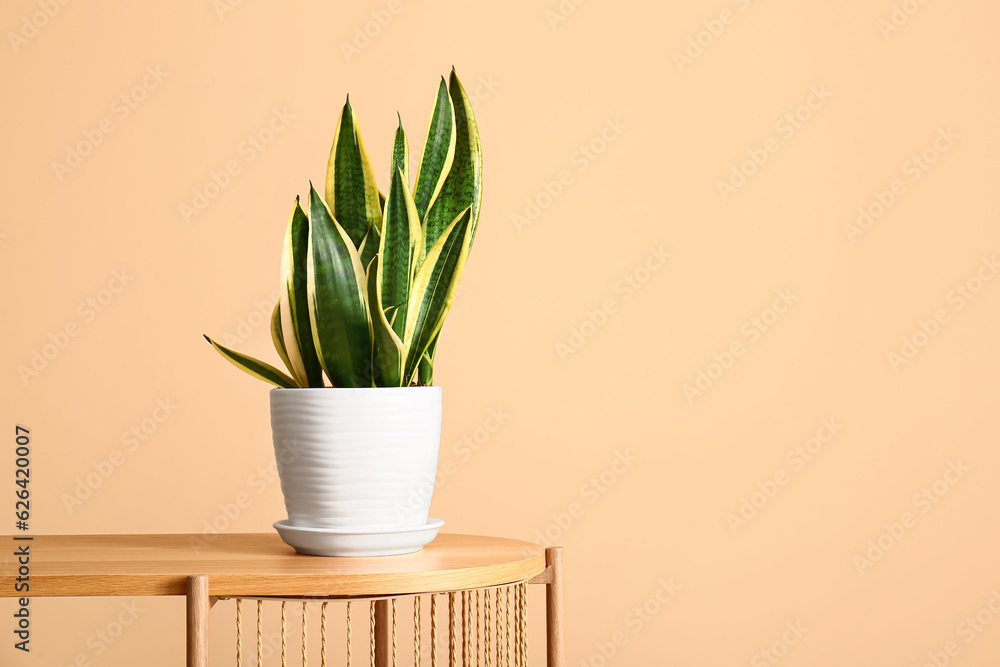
<box><xmin>3</xmin><ymin>0</ymin><xmax>1000</xmax><ymax>664</ymax></box>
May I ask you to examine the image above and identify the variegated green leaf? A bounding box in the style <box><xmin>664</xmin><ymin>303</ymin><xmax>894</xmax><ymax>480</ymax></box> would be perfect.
<box><xmin>423</xmin><ymin>69</ymin><xmax>483</xmax><ymax>252</ymax></box>
<box><xmin>402</xmin><ymin>207</ymin><xmax>473</xmax><ymax>383</ymax></box>
<box><xmin>324</xmin><ymin>97</ymin><xmax>383</xmax><ymax>246</ymax></box>
<box><xmin>279</xmin><ymin>197</ymin><xmax>324</xmax><ymax>388</ymax></box>
<box><xmin>204</xmin><ymin>335</ymin><xmax>297</xmax><ymax>388</ymax></box>
<box><xmin>379</xmin><ymin>167</ymin><xmax>423</xmax><ymax>338</ymax></box>
<box><xmin>417</xmin><ymin>344</ymin><xmax>435</xmax><ymax>385</ymax></box>
<box><xmin>307</xmin><ymin>184</ymin><xmax>373</xmax><ymax>387</ymax></box>
<box><xmin>391</xmin><ymin>112</ymin><xmax>409</xmax><ymax>186</ymax></box>
<box><xmin>271</xmin><ymin>302</ymin><xmax>296</xmax><ymax>380</ymax></box>
<box><xmin>412</xmin><ymin>78</ymin><xmax>456</xmax><ymax>221</ymax></box>
<box><xmin>359</xmin><ymin>222</ymin><xmax>381</xmax><ymax>272</ymax></box>
<box><xmin>412</xmin><ymin>70</ymin><xmax>481</xmax><ymax>384</ymax></box>
<box><xmin>366</xmin><ymin>258</ymin><xmax>405</xmax><ymax>387</ymax></box>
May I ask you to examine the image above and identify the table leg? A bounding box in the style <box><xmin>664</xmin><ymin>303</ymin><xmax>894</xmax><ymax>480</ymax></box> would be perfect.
<box><xmin>545</xmin><ymin>548</ymin><xmax>565</xmax><ymax>667</ymax></box>
<box><xmin>187</xmin><ymin>575</ymin><xmax>210</xmax><ymax>667</ymax></box>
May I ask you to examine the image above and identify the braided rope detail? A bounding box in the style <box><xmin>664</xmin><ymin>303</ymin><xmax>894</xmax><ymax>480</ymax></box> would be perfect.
<box><xmin>465</xmin><ymin>591</ymin><xmax>473</xmax><ymax>667</ymax></box>
<box><xmin>302</xmin><ymin>601</ymin><xmax>308</xmax><ymax>667</ymax></box>
<box><xmin>392</xmin><ymin>598</ymin><xmax>398</xmax><ymax>667</ymax></box>
<box><xmin>525</xmin><ymin>584</ymin><xmax>530</xmax><ymax>665</ymax></box>
<box><xmin>281</xmin><ymin>600</ymin><xmax>288</xmax><ymax>667</ymax></box>
<box><xmin>448</xmin><ymin>593</ymin><xmax>457</xmax><ymax>667</ymax></box>
<box><xmin>414</xmin><ymin>596</ymin><xmax>421</xmax><ymax>667</ymax></box>
<box><xmin>236</xmin><ymin>598</ymin><xmax>243</xmax><ymax>667</ymax></box>
<box><xmin>461</xmin><ymin>591</ymin><xmax>468</xmax><ymax>667</ymax></box>
<box><xmin>515</xmin><ymin>586</ymin><xmax>521</xmax><ymax>667</ymax></box>
<box><xmin>516</xmin><ymin>587</ymin><xmax>521</xmax><ymax>667</ymax></box>
<box><xmin>475</xmin><ymin>590</ymin><xmax>481</xmax><ymax>667</ymax></box>
<box><xmin>523</xmin><ymin>585</ymin><xmax>528</xmax><ymax>667</ymax></box>
<box><xmin>431</xmin><ymin>595</ymin><xmax>438</xmax><ymax>667</ymax></box>
<box><xmin>257</xmin><ymin>600</ymin><xmax>263</xmax><ymax>667</ymax></box>
<box><xmin>505</xmin><ymin>588</ymin><xmax>511</xmax><ymax>667</ymax></box>
<box><xmin>346</xmin><ymin>601</ymin><xmax>353</xmax><ymax>667</ymax></box>
<box><xmin>369</xmin><ymin>601</ymin><xmax>376</xmax><ymax>667</ymax></box>
<box><xmin>484</xmin><ymin>589</ymin><xmax>492</xmax><ymax>667</ymax></box>
<box><xmin>321</xmin><ymin>601</ymin><xmax>328</xmax><ymax>667</ymax></box>
<box><xmin>495</xmin><ymin>589</ymin><xmax>502</xmax><ymax>667</ymax></box>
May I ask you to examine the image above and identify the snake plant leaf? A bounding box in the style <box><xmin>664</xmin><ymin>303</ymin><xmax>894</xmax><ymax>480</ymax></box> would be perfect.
<box><xmin>270</xmin><ymin>303</ymin><xmax>296</xmax><ymax>381</ymax></box>
<box><xmin>413</xmin><ymin>70</ymin><xmax>480</xmax><ymax>383</ymax></box>
<box><xmin>423</xmin><ymin>69</ymin><xmax>483</xmax><ymax>252</ymax></box>
<box><xmin>412</xmin><ymin>78</ymin><xmax>456</xmax><ymax>221</ymax></box>
<box><xmin>402</xmin><ymin>207</ymin><xmax>474</xmax><ymax>384</ymax></box>
<box><xmin>359</xmin><ymin>222</ymin><xmax>381</xmax><ymax>272</ymax></box>
<box><xmin>306</xmin><ymin>184</ymin><xmax>373</xmax><ymax>387</ymax></box>
<box><xmin>417</xmin><ymin>345</ymin><xmax>435</xmax><ymax>385</ymax></box>
<box><xmin>391</xmin><ymin>112</ymin><xmax>409</xmax><ymax>186</ymax></box>
<box><xmin>379</xmin><ymin>167</ymin><xmax>424</xmax><ymax>338</ymax></box>
<box><xmin>365</xmin><ymin>258</ymin><xmax>405</xmax><ymax>387</ymax></box>
<box><xmin>203</xmin><ymin>335</ymin><xmax>297</xmax><ymax>388</ymax></box>
<box><xmin>278</xmin><ymin>197</ymin><xmax>324</xmax><ymax>388</ymax></box>
<box><xmin>325</xmin><ymin>97</ymin><xmax>383</xmax><ymax>246</ymax></box>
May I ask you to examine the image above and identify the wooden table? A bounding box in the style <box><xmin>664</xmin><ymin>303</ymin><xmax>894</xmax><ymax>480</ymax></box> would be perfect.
<box><xmin>0</xmin><ymin>533</ymin><xmax>564</xmax><ymax>666</ymax></box>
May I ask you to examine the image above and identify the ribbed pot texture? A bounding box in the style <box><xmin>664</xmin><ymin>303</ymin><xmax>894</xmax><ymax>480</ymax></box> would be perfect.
<box><xmin>269</xmin><ymin>387</ymin><xmax>442</xmax><ymax>529</ymax></box>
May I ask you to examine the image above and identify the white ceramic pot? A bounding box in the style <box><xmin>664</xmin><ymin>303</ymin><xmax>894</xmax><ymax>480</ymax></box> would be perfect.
<box><xmin>269</xmin><ymin>387</ymin><xmax>442</xmax><ymax>530</ymax></box>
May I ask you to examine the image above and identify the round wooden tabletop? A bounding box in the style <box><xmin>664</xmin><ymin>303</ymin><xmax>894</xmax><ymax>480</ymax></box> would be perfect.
<box><xmin>1</xmin><ymin>533</ymin><xmax>547</xmax><ymax>597</ymax></box>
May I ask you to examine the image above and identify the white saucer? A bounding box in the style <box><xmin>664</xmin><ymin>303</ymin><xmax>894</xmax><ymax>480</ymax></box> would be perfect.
<box><xmin>273</xmin><ymin>518</ymin><xmax>445</xmax><ymax>557</ymax></box>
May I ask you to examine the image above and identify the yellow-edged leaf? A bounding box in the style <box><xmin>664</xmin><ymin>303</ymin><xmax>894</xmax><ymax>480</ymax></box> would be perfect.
<box><xmin>306</xmin><ymin>184</ymin><xmax>373</xmax><ymax>387</ymax></box>
<box><xmin>204</xmin><ymin>335</ymin><xmax>297</xmax><ymax>388</ymax></box>
<box><xmin>402</xmin><ymin>207</ymin><xmax>473</xmax><ymax>383</ymax></box>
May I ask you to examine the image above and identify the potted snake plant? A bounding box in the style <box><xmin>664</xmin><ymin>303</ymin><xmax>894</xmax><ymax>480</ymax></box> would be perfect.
<box><xmin>203</xmin><ymin>69</ymin><xmax>482</xmax><ymax>556</ymax></box>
